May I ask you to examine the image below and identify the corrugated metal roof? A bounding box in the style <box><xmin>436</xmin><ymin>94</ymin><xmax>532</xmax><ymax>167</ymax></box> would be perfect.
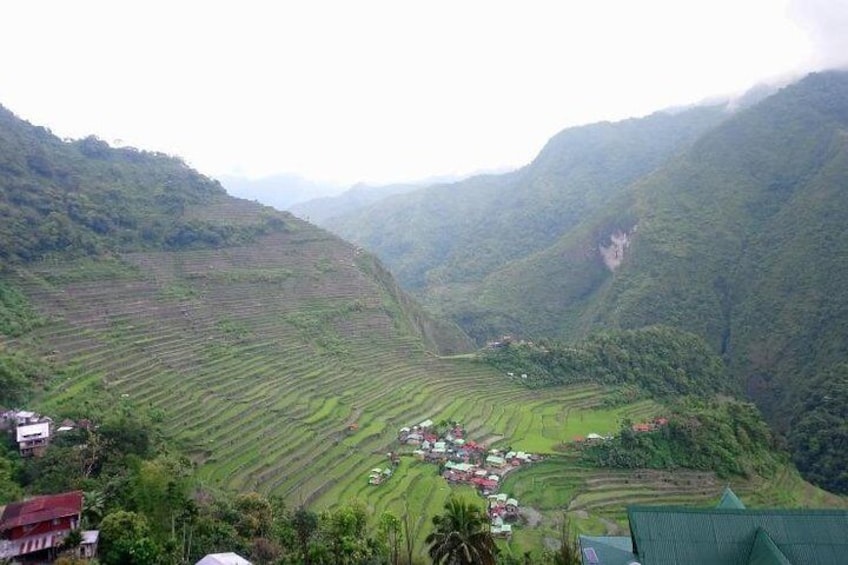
<box><xmin>717</xmin><ymin>487</ymin><xmax>746</xmax><ymax>509</ymax></box>
<box><xmin>579</xmin><ymin>535</ymin><xmax>637</xmax><ymax>565</ymax></box>
<box><xmin>195</xmin><ymin>552</ymin><xmax>252</xmax><ymax>565</ymax></box>
<box><xmin>747</xmin><ymin>528</ymin><xmax>791</xmax><ymax>565</ymax></box>
<box><xmin>0</xmin><ymin>491</ymin><xmax>82</xmax><ymax>530</ymax></box>
<box><xmin>629</xmin><ymin>506</ymin><xmax>848</xmax><ymax>565</ymax></box>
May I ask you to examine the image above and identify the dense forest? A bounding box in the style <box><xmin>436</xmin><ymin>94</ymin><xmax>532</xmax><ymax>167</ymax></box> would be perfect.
<box><xmin>482</xmin><ymin>326</ymin><xmax>732</xmax><ymax>399</ymax></box>
<box><xmin>0</xmin><ymin>105</ymin><xmax>288</xmax><ymax>263</ymax></box>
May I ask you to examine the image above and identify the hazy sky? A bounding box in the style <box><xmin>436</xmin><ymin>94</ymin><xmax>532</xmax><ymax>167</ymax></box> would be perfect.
<box><xmin>1</xmin><ymin>0</ymin><xmax>846</xmax><ymax>186</ymax></box>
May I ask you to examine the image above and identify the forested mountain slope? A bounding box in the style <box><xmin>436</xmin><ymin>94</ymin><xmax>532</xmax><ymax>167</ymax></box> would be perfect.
<box><xmin>323</xmin><ymin>105</ymin><xmax>728</xmax><ymax>296</ymax></box>
<box><xmin>584</xmin><ymin>70</ymin><xmax>848</xmax><ymax>493</ymax></box>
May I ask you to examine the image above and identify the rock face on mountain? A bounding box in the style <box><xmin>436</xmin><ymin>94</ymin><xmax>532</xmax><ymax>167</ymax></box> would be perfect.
<box><xmin>320</xmin><ymin>71</ymin><xmax>848</xmax><ymax>494</ymax></box>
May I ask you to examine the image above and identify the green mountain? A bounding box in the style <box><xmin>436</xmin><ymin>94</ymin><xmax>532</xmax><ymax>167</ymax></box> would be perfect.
<box><xmin>323</xmin><ymin>104</ymin><xmax>728</xmax><ymax>297</ymax></box>
<box><xmin>322</xmin><ymin>71</ymin><xmax>848</xmax><ymax>494</ymax></box>
<box><xmin>289</xmin><ymin>181</ymin><xmax>422</xmax><ymax>224</ymax></box>
<box><xmin>583</xmin><ymin>71</ymin><xmax>848</xmax><ymax>493</ymax></box>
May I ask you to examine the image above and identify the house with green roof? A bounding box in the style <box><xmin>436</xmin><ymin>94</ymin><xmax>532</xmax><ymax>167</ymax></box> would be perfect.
<box><xmin>578</xmin><ymin>488</ymin><xmax>848</xmax><ymax>565</ymax></box>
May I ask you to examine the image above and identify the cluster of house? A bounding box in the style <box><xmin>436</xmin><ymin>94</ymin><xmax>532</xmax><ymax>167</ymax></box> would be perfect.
<box><xmin>630</xmin><ymin>416</ymin><xmax>668</xmax><ymax>433</ymax></box>
<box><xmin>400</xmin><ymin>419</ymin><xmax>486</xmax><ymax>464</ymax></box>
<box><xmin>0</xmin><ymin>490</ymin><xmax>99</xmax><ymax>563</ymax></box>
<box><xmin>0</xmin><ymin>409</ymin><xmax>86</xmax><ymax>458</ymax></box>
<box><xmin>395</xmin><ymin>418</ymin><xmax>541</xmax><ymax>538</ymax></box>
<box><xmin>487</xmin><ymin>493</ymin><xmax>520</xmax><ymax>538</ymax></box>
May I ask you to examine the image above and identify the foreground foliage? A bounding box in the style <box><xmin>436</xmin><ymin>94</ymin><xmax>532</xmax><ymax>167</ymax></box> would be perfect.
<box><xmin>426</xmin><ymin>497</ymin><xmax>497</xmax><ymax>565</ymax></box>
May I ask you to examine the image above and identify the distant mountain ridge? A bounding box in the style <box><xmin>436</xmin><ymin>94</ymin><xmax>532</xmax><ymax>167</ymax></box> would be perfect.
<box><xmin>289</xmin><ymin>182</ymin><xmax>422</xmax><ymax>224</ymax></box>
<box><xmin>322</xmin><ymin>103</ymin><xmax>729</xmax><ymax>310</ymax></box>
<box><xmin>218</xmin><ymin>173</ymin><xmax>344</xmax><ymax>211</ymax></box>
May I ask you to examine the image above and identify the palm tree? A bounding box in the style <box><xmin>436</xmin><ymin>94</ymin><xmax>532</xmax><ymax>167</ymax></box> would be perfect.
<box><xmin>426</xmin><ymin>496</ymin><xmax>497</xmax><ymax>565</ymax></box>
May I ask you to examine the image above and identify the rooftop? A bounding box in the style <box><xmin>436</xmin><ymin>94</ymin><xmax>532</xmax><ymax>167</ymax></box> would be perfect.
<box><xmin>0</xmin><ymin>491</ymin><xmax>83</xmax><ymax>530</ymax></box>
<box><xmin>195</xmin><ymin>552</ymin><xmax>253</xmax><ymax>565</ymax></box>
<box><xmin>628</xmin><ymin>505</ymin><xmax>848</xmax><ymax>565</ymax></box>
<box><xmin>15</xmin><ymin>422</ymin><xmax>50</xmax><ymax>443</ymax></box>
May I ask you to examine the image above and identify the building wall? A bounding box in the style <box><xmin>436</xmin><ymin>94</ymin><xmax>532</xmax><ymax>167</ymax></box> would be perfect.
<box><xmin>7</xmin><ymin>515</ymin><xmax>78</xmax><ymax>540</ymax></box>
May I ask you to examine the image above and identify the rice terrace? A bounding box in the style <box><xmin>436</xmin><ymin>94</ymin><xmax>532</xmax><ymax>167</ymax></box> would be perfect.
<box><xmin>3</xmin><ymin>197</ymin><xmax>843</xmax><ymax>560</ymax></box>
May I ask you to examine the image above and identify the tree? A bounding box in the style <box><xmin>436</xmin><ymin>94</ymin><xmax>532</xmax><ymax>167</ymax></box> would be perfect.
<box><xmin>81</xmin><ymin>490</ymin><xmax>105</xmax><ymax>528</ymax></box>
<box><xmin>98</xmin><ymin>510</ymin><xmax>160</xmax><ymax>565</ymax></box>
<box><xmin>0</xmin><ymin>456</ymin><xmax>22</xmax><ymax>504</ymax></box>
<box><xmin>59</xmin><ymin>529</ymin><xmax>83</xmax><ymax>554</ymax></box>
<box><xmin>425</xmin><ymin>496</ymin><xmax>497</xmax><ymax>565</ymax></box>
<box><xmin>378</xmin><ymin>511</ymin><xmax>403</xmax><ymax>565</ymax></box>
<box><xmin>550</xmin><ymin>513</ymin><xmax>581</xmax><ymax>565</ymax></box>
<box><xmin>292</xmin><ymin>506</ymin><xmax>318</xmax><ymax>565</ymax></box>
<box><xmin>234</xmin><ymin>492</ymin><xmax>273</xmax><ymax>539</ymax></box>
<box><xmin>318</xmin><ymin>500</ymin><xmax>375</xmax><ymax>564</ymax></box>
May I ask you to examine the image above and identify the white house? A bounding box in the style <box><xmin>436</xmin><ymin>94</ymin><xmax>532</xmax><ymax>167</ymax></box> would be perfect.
<box><xmin>17</xmin><ymin>422</ymin><xmax>50</xmax><ymax>457</ymax></box>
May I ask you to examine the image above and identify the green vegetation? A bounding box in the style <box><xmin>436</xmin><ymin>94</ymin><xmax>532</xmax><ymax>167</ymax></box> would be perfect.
<box><xmin>482</xmin><ymin>326</ymin><xmax>732</xmax><ymax>398</ymax></box>
<box><xmin>0</xmin><ymin>104</ymin><xmax>290</xmax><ymax>263</ymax></box>
<box><xmin>0</xmin><ymin>349</ymin><xmax>51</xmax><ymax>406</ymax></box>
<box><xmin>426</xmin><ymin>496</ymin><xmax>497</xmax><ymax>565</ymax></box>
<box><xmin>789</xmin><ymin>364</ymin><xmax>848</xmax><ymax>494</ymax></box>
<box><xmin>0</xmin><ymin>278</ymin><xmax>43</xmax><ymax>335</ymax></box>
<box><xmin>0</xmin><ymin>72</ymin><xmax>847</xmax><ymax>563</ymax></box>
<box><xmin>581</xmin><ymin>398</ymin><xmax>780</xmax><ymax>478</ymax></box>
<box><xmin>0</xmin><ymin>386</ymin><xmax>408</xmax><ymax>564</ymax></box>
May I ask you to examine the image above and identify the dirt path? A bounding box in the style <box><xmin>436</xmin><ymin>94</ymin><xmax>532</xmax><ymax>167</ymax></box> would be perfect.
<box><xmin>599</xmin><ymin>516</ymin><xmax>624</xmax><ymax>535</ymax></box>
<box><xmin>520</xmin><ymin>505</ymin><xmax>543</xmax><ymax>527</ymax></box>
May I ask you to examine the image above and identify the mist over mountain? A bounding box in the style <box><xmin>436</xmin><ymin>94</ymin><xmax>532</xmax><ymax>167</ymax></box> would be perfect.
<box><xmin>218</xmin><ymin>172</ymin><xmax>344</xmax><ymax>211</ymax></box>
<box><xmin>289</xmin><ymin>182</ymin><xmax>426</xmax><ymax>224</ymax></box>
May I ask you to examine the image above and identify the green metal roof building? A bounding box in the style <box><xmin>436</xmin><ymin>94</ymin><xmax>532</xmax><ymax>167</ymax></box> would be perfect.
<box><xmin>579</xmin><ymin>489</ymin><xmax>848</xmax><ymax>565</ymax></box>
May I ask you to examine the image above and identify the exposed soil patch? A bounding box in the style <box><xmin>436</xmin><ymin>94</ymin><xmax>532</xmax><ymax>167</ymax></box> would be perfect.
<box><xmin>520</xmin><ymin>505</ymin><xmax>543</xmax><ymax>527</ymax></box>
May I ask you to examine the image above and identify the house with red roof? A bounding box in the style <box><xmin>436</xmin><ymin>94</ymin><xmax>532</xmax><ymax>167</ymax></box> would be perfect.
<box><xmin>0</xmin><ymin>491</ymin><xmax>83</xmax><ymax>562</ymax></box>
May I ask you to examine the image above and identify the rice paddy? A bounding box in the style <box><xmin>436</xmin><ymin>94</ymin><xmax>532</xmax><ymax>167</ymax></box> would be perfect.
<box><xmin>4</xmin><ymin>205</ymin><xmax>844</xmax><ymax>560</ymax></box>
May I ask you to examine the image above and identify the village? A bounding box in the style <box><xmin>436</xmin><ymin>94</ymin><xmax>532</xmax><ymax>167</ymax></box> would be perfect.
<box><xmin>366</xmin><ymin>414</ymin><xmax>673</xmax><ymax>539</ymax></box>
<box><xmin>367</xmin><ymin>418</ymin><xmax>542</xmax><ymax>538</ymax></box>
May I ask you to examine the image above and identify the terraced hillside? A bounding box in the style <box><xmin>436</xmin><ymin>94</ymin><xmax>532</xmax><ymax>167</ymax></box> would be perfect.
<box><xmin>1</xmin><ymin>198</ymin><xmax>657</xmax><ymax>539</ymax></box>
<box><xmin>9</xmin><ymin>197</ymin><xmax>747</xmax><ymax>558</ymax></box>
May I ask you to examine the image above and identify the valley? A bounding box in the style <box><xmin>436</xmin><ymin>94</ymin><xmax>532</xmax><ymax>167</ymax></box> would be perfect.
<box><xmin>2</xmin><ymin>70</ymin><xmax>848</xmax><ymax>563</ymax></box>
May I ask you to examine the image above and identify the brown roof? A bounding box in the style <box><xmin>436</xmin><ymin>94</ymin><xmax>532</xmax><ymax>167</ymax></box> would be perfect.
<box><xmin>0</xmin><ymin>491</ymin><xmax>83</xmax><ymax>530</ymax></box>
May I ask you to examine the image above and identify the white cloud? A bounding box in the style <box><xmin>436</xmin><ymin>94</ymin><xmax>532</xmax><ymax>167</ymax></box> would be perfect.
<box><xmin>0</xmin><ymin>0</ymin><xmax>819</xmax><ymax>186</ymax></box>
